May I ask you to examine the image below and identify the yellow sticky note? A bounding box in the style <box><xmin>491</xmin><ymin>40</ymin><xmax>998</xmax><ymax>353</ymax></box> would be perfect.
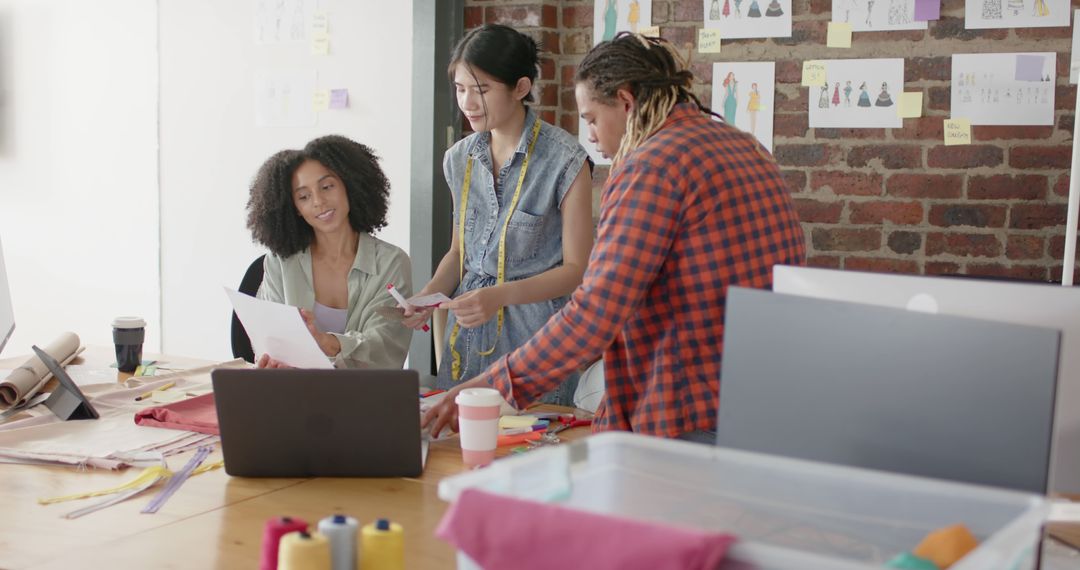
<box><xmin>639</xmin><ymin>25</ymin><xmax>660</xmax><ymax>37</ymax></box>
<box><xmin>827</xmin><ymin>22</ymin><xmax>852</xmax><ymax>48</ymax></box>
<box><xmin>898</xmin><ymin>92</ymin><xmax>923</xmax><ymax>118</ymax></box>
<box><xmin>313</xmin><ymin>89</ymin><xmax>330</xmax><ymax>112</ymax></box>
<box><xmin>802</xmin><ymin>61</ymin><xmax>827</xmax><ymax>87</ymax></box>
<box><xmin>311</xmin><ymin>31</ymin><xmax>329</xmax><ymax>55</ymax></box>
<box><xmin>943</xmin><ymin>118</ymin><xmax>971</xmax><ymax>146</ymax></box>
<box><xmin>311</xmin><ymin>11</ymin><xmax>329</xmax><ymax>35</ymax></box>
<box><xmin>499</xmin><ymin>415</ymin><xmax>538</xmax><ymax>429</ymax></box>
<box><xmin>698</xmin><ymin>28</ymin><xmax>722</xmax><ymax>54</ymax></box>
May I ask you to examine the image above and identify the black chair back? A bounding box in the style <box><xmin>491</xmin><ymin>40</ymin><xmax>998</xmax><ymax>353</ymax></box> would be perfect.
<box><xmin>231</xmin><ymin>255</ymin><xmax>266</xmax><ymax>363</ymax></box>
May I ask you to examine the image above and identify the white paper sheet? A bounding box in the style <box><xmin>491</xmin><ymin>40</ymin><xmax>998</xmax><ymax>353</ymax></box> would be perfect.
<box><xmin>965</xmin><ymin>0</ymin><xmax>1070</xmax><ymax>30</ymax></box>
<box><xmin>808</xmin><ymin>58</ymin><xmax>905</xmax><ymax>129</ymax></box>
<box><xmin>253</xmin><ymin>0</ymin><xmax>316</xmax><ymax>44</ymax></box>
<box><xmin>225</xmin><ymin>288</ymin><xmax>333</xmax><ymax>369</ymax></box>
<box><xmin>704</xmin><ymin>0</ymin><xmax>793</xmax><ymax>39</ymax></box>
<box><xmin>712</xmin><ymin>62</ymin><xmax>776</xmax><ymax>151</ymax></box>
<box><xmin>951</xmin><ymin>52</ymin><xmax>1056</xmax><ymax>126</ymax></box>
<box><xmin>832</xmin><ymin>0</ymin><xmax>928</xmax><ymax>32</ymax></box>
<box><xmin>1071</xmin><ymin>10</ymin><xmax>1079</xmax><ymax>83</ymax></box>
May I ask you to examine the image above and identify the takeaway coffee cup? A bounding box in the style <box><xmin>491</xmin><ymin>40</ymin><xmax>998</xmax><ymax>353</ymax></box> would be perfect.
<box><xmin>455</xmin><ymin>388</ymin><xmax>503</xmax><ymax>467</ymax></box>
<box><xmin>112</xmin><ymin>316</ymin><xmax>146</xmax><ymax>373</ymax></box>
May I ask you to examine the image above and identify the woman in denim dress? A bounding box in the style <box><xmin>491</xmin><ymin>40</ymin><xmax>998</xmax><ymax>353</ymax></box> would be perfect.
<box><xmin>403</xmin><ymin>24</ymin><xmax>593</xmax><ymax>405</ymax></box>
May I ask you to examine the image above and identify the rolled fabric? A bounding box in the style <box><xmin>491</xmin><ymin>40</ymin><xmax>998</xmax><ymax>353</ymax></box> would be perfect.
<box><xmin>0</xmin><ymin>331</ymin><xmax>80</xmax><ymax>406</ymax></box>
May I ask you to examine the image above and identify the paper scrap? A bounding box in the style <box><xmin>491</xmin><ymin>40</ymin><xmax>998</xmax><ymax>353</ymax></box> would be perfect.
<box><xmin>311</xmin><ymin>10</ymin><xmax>329</xmax><ymax>35</ymax></box>
<box><xmin>639</xmin><ymin>25</ymin><xmax>660</xmax><ymax>37</ymax></box>
<box><xmin>897</xmin><ymin>92</ymin><xmax>923</xmax><ymax>118</ymax></box>
<box><xmin>405</xmin><ymin>292</ymin><xmax>453</xmax><ymax>307</ymax></box>
<box><xmin>944</xmin><ymin>118</ymin><xmax>971</xmax><ymax>146</ymax></box>
<box><xmin>329</xmin><ymin>89</ymin><xmax>348</xmax><ymax>109</ymax></box>
<box><xmin>914</xmin><ymin>0</ymin><xmax>941</xmax><ymax>21</ymax></box>
<box><xmin>801</xmin><ymin>61</ymin><xmax>827</xmax><ymax>87</ymax></box>
<box><xmin>224</xmin><ymin>288</ymin><xmax>333</xmax><ymax>369</ymax></box>
<box><xmin>827</xmin><ymin>22</ymin><xmax>852</xmax><ymax>48</ymax></box>
<box><xmin>311</xmin><ymin>31</ymin><xmax>329</xmax><ymax>55</ymax></box>
<box><xmin>499</xmin><ymin>415</ymin><xmax>539</xmax><ymax>430</ymax></box>
<box><xmin>698</xmin><ymin>29</ymin><xmax>722</xmax><ymax>54</ymax></box>
<box><xmin>313</xmin><ymin>89</ymin><xmax>330</xmax><ymax>112</ymax></box>
<box><xmin>1015</xmin><ymin>54</ymin><xmax>1044</xmax><ymax>82</ymax></box>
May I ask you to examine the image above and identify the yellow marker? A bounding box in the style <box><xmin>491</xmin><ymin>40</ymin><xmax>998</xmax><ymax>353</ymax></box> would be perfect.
<box><xmin>802</xmin><ymin>61</ymin><xmax>827</xmax><ymax>87</ymax></box>
<box><xmin>135</xmin><ymin>381</ymin><xmax>175</xmax><ymax>401</ymax></box>
<box><xmin>826</xmin><ymin>22</ymin><xmax>852</xmax><ymax>48</ymax></box>
<box><xmin>944</xmin><ymin>118</ymin><xmax>972</xmax><ymax>146</ymax></box>
<box><xmin>698</xmin><ymin>28</ymin><xmax>722</xmax><ymax>54</ymax></box>
<box><xmin>898</xmin><ymin>92</ymin><xmax>923</xmax><ymax>118</ymax></box>
<box><xmin>313</xmin><ymin>90</ymin><xmax>330</xmax><ymax>112</ymax></box>
<box><xmin>639</xmin><ymin>25</ymin><xmax>660</xmax><ymax>37</ymax></box>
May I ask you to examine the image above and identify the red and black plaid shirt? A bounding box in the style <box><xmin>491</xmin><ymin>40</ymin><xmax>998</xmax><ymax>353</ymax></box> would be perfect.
<box><xmin>480</xmin><ymin>102</ymin><xmax>806</xmax><ymax>437</ymax></box>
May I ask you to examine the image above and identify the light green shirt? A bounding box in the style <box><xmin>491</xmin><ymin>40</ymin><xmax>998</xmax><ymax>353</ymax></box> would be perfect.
<box><xmin>256</xmin><ymin>232</ymin><xmax>413</xmax><ymax>369</ymax></box>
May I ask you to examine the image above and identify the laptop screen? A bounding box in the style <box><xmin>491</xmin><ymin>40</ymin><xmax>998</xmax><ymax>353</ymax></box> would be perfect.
<box><xmin>0</xmin><ymin>235</ymin><xmax>13</xmax><ymax>357</ymax></box>
<box><xmin>717</xmin><ymin>287</ymin><xmax>1060</xmax><ymax>494</ymax></box>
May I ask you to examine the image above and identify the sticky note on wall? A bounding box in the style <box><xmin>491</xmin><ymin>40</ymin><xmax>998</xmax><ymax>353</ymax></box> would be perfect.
<box><xmin>640</xmin><ymin>25</ymin><xmax>660</xmax><ymax>37</ymax></box>
<box><xmin>897</xmin><ymin>92</ymin><xmax>923</xmax><ymax>118</ymax></box>
<box><xmin>698</xmin><ymin>29</ymin><xmax>722</xmax><ymax>53</ymax></box>
<box><xmin>313</xmin><ymin>90</ymin><xmax>330</xmax><ymax>112</ymax></box>
<box><xmin>943</xmin><ymin>118</ymin><xmax>971</xmax><ymax>146</ymax></box>
<box><xmin>827</xmin><ymin>23</ymin><xmax>852</xmax><ymax>48</ymax></box>
<box><xmin>312</xmin><ymin>32</ymin><xmax>329</xmax><ymax>55</ymax></box>
<box><xmin>802</xmin><ymin>61</ymin><xmax>827</xmax><ymax>87</ymax></box>
<box><xmin>329</xmin><ymin>89</ymin><xmax>349</xmax><ymax>109</ymax></box>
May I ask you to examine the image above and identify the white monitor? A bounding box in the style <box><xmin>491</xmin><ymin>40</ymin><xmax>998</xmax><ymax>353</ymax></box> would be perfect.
<box><xmin>773</xmin><ymin>264</ymin><xmax>1080</xmax><ymax>494</ymax></box>
<box><xmin>0</xmin><ymin>236</ymin><xmax>12</xmax><ymax>357</ymax></box>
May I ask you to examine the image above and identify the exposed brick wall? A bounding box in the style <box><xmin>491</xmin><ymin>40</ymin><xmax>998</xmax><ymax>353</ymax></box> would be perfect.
<box><xmin>463</xmin><ymin>0</ymin><xmax>1080</xmax><ymax>282</ymax></box>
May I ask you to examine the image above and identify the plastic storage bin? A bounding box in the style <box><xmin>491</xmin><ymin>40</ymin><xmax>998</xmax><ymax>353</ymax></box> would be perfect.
<box><xmin>438</xmin><ymin>432</ymin><xmax>1048</xmax><ymax>570</ymax></box>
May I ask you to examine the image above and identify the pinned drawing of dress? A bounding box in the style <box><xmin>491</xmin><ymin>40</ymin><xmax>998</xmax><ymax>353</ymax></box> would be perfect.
<box><xmin>857</xmin><ymin>82</ymin><xmax>872</xmax><ymax>107</ymax></box>
<box><xmin>819</xmin><ymin>85</ymin><xmax>830</xmax><ymax>109</ymax></box>
<box><xmin>735</xmin><ymin>0</ymin><xmax>744</xmax><ymax>17</ymax></box>
<box><xmin>832</xmin><ymin>83</ymin><xmax>841</xmax><ymax>107</ymax></box>
<box><xmin>982</xmin><ymin>0</ymin><xmax>1003</xmax><ymax>18</ymax></box>
<box><xmin>875</xmin><ymin>82</ymin><xmax>894</xmax><ymax>107</ymax></box>
<box><xmin>747</xmin><ymin>84</ymin><xmax>761</xmax><ymax>135</ymax></box>
<box><xmin>1033</xmin><ymin>0</ymin><xmax>1049</xmax><ymax>16</ymax></box>
<box><xmin>843</xmin><ymin>81</ymin><xmax>853</xmax><ymax>107</ymax></box>
<box><xmin>723</xmin><ymin>0</ymin><xmax>732</xmax><ymax>17</ymax></box>
<box><xmin>603</xmin><ymin>0</ymin><xmax>618</xmax><ymax>41</ymax></box>
<box><xmin>628</xmin><ymin>0</ymin><xmax>640</xmax><ymax>32</ymax></box>
<box><xmin>888</xmin><ymin>0</ymin><xmax>912</xmax><ymax>24</ymax></box>
<box><xmin>711</xmin><ymin>0</ymin><xmax>721</xmax><ymax>19</ymax></box>
<box><xmin>1007</xmin><ymin>0</ymin><xmax>1023</xmax><ymax>16</ymax></box>
<box><xmin>723</xmin><ymin>73</ymin><xmax>739</xmax><ymax>124</ymax></box>
<box><xmin>765</xmin><ymin>0</ymin><xmax>784</xmax><ymax>17</ymax></box>
<box><xmin>748</xmin><ymin>0</ymin><xmax>762</xmax><ymax>17</ymax></box>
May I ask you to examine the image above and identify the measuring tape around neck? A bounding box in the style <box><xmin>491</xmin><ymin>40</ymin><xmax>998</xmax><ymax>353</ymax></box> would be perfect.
<box><xmin>449</xmin><ymin>118</ymin><xmax>543</xmax><ymax>381</ymax></box>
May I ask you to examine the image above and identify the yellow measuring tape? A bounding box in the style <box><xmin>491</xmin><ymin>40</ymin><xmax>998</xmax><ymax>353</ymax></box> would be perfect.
<box><xmin>37</xmin><ymin>460</ymin><xmax>224</xmax><ymax>505</ymax></box>
<box><xmin>450</xmin><ymin>118</ymin><xmax>543</xmax><ymax>381</ymax></box>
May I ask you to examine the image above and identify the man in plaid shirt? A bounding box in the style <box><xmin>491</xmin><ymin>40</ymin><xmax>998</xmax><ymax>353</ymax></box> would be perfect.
<box><xmin>424</xmin><ymin>32</ymin><xmax>805</xmax><ymax>440</ymax></box>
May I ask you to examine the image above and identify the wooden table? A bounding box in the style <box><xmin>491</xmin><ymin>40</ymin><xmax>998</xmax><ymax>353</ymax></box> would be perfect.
<box><xmin>0</xmin><ymin>348</ymin><xmax>591</xmax><ymax>569</ymax></box>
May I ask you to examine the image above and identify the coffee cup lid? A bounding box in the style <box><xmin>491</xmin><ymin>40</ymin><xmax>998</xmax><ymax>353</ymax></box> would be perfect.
<box><xmin>112</xmin><ymin>316</ymin><xmax>146</xmax><ymax>329</ymax></box>
<box><xmin>455</xmin><ymin>387</ymin><xmax>504</xmax><ymax>407</ymax></box>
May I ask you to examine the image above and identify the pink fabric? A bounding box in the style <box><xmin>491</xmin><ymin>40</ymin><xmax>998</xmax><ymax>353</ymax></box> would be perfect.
<box><xmin>134</xmin><ymin>393</ymin><xmax>219</xmax><ymax>435</ymax></box>
<box><xmin>436</xmin><ymin>488</ymin><xmax>736</xmax><ymax>570</ymax></box>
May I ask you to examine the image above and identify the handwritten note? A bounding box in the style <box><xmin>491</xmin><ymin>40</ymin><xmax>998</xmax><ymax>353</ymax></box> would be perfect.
<box><xmin>640</xmin><ymin>25</ymin><xmax>660</xmax><ymax>37</ymax></box>
<box><xmin>897</xmin><ymin>92</ymin><xmax>923</xmax><ymax>118</ymax></box>
<box><xmin>329</xmin><ymin>89</ymin><xmax>348</xmax><ymax>109</ymax></box>
<box><xmin>311</xmin><ymin>10</ymin><xmax>329</xmax><ymax>35</ymax></box>
<box><xmin>311</xmin><ymin>31</ymin><xmax>329</xmax><ymax>55</ymax></box>
<box><xmin>944</xmin><ymin>118</ymin><xmax>972</xmax><ymax>146</ymax></box>
<box><xmin>698</xmin><ymin>29</ymin><xmax>722</xmax><ymax>54</ymax></box>
<box><xmin>802</xmin><ymin>61</ymin><xmax>827</xmax><ymax>87</ymax></box>
<box><xmin>827</xmin><ymin>23</ymin><xmax>852</xmax><ymax>48</ymax></box>
<box><xmin>313</xmin><ymin>89</ymin><xmax>329</xmax><ymax>112</ymax></box>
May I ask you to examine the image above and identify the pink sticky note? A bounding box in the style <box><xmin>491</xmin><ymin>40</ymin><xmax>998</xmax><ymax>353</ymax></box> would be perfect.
<box><xmin>914</xmin><ymin>0</ymin><xmax>940</xmax><ymax>21</ymax></box>
<box><xmin>329</xmin><ymin>89</ymin><xmax>348</xmax><ymax>109</ymax></box>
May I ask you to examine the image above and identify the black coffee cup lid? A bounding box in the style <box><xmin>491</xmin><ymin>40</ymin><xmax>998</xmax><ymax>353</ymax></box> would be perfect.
<box><xmin>112</xmin><ymin>316</ymin><xmax>146</xmax><ymax>329</ymax></box>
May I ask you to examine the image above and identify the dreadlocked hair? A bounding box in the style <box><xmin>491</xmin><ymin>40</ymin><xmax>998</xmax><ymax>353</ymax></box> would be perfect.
<box><xmin>575</xmin><ymin>32</ymin><xmax>718</xmax><ymax>165</ymax></box>
<box><xmin>246</xmin><ymin>135</ymin><xmax>390</xmax><ymax>257</ymax></box>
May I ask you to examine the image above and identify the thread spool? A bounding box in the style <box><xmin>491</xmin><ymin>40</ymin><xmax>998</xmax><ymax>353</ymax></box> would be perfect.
<box><xmin>261</xmin><ymin>516</ymin><xmax>309</xmax><ymax>570</ymax></box>
<box><xmin>360</xmin><ymin>518</ymin><xmax>404</xmax><ymax>570</ymax></box>
<box><xmin>278</xmin><ymin>531</ymin><xmax>331</xmax><ymax>570</ymax></box>
<box><xmin>317</xmin><ymin>514</ymin><xmax>359</xmax><ymax>570</ymax></box>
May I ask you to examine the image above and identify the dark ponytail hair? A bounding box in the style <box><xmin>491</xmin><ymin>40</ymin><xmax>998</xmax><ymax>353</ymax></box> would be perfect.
<box><xmin>448</xmin><ymin>24</ymin><xmax>539</xmax><ymax>103</ymax></box>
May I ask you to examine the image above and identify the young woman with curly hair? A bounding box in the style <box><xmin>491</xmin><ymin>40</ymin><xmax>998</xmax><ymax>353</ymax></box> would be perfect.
<box><xmin>246</xmin><ymin>135</ymin><xmax>412</xmax><ymax>369</ymax></box>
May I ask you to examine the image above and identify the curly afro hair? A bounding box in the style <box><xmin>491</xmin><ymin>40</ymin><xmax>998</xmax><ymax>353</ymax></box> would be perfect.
<box><xmin>246</xmin><ymin>135</ymin><xmax>391</xmax><ymax>257</ymax></box>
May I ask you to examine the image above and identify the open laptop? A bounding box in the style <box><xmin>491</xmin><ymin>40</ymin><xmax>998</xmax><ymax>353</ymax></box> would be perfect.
<box><xmin>211</xmin><ymin>368</ymin><xmax>424</xmax><ymax>477</ymax></box>
<box><xmin>717</xmin><ymin>287</ymin><xmax>1060</xmax><ymax>494</ymax></box>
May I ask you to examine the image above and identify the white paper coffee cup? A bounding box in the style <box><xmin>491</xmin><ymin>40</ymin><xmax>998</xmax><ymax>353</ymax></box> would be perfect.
<box><xmin>455</xmin><ymin>388</ymin><xmax>503</xmax><ymax>467</ymax></box>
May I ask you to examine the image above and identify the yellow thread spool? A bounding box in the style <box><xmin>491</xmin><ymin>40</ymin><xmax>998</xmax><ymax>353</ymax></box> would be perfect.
<box><xmin>278</xmin><ymin>530</ymin><xmax>331</xmax><ymax>570</ymax></box>
<box><xmin>360</xmin><ymin>518</ymin><xmax>404</xmax><ymax>570</ymax></box>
